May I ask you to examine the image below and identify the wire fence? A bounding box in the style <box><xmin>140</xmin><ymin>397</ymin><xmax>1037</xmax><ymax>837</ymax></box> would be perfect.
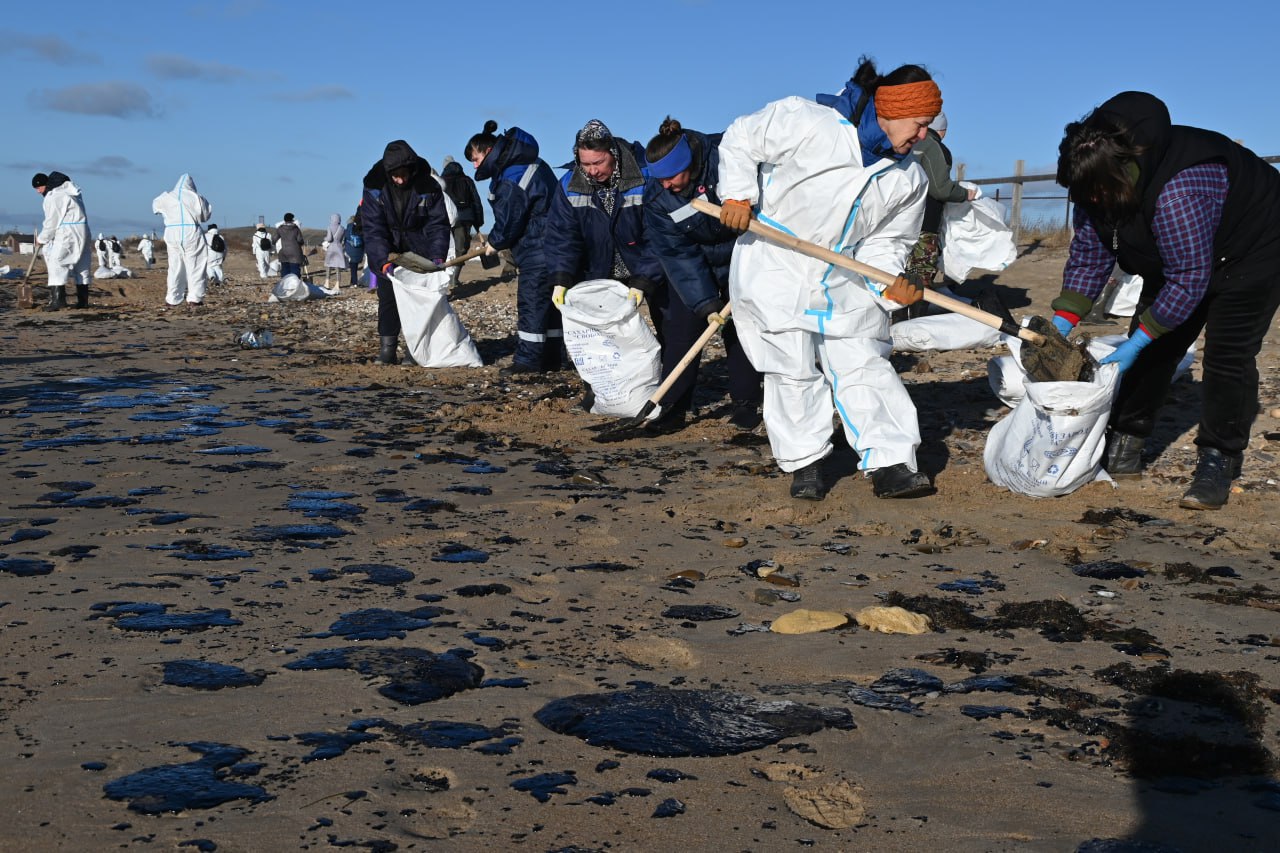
<box><xmin>957</xmin><ymin>155</ymin><xmax>1280</xmax><ymax>240</ymax></box>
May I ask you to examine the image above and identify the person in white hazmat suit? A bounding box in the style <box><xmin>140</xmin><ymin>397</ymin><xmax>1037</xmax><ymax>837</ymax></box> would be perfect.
<box><xmin>716</xmin><ymin>58</ymin><xmax>943</xmax><ymax>501</ymax></box>
<box><xmin>94</xmin><ymin>232</ymin><xmax>109</xmax><ymax>269</ymax></box>
<box><xmin>152</xmin><ymin>174</ymin><xmax>212</xmax><ymax>306</ymax></box>
<box><xmin>251</xmin><ymin>224</ymin><xmax>272</xmax><ymax>279</ymax></box>
<box><xmin>33</xmin><ymin>172</ymin><xmax>93</xmax><ymax>311</ymax></box>
<box><xmin>205</xmin><ymin>223</ymin><xmax>226</xmax><ymax>285</ymax></box>
<box><xmin>137</xmin><ymin>234</ymin><xmax>155</xmax><ymax>269</ymax></box>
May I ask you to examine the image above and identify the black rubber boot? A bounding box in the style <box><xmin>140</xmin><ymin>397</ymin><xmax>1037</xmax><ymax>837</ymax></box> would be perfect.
<box><xmin>1178</xmin><ymin>447</ymin><xmax>1242</xmax><ymax>511</ymax></box>
<box><xmin>872</xmin><ymin>463</ymin><xmax>935</xmax><ymax>499</ymax></box>
<box><xmin>790</xmin><ymin>462</ymin><xmax>826</xmax><ymax>501</ymax></box>
<box><xmin>377</xmin><ymin>336</ymin><xmax>399</xmax><ymax>365</ymax></box>
<box><xmin>73</xmin><ymin>284</ymin><xmax>90</xmax><ymax>309</ymax></box>
<box><xmin>42</xmin><ymin>286</ymin><xmax>67</xmax><ymax>312</ymax></box>
<box><xmin>728</xmin><ymin>401</ymin><xmax>762</xmax><ymax>431</ymax></box>
<box><xmin>1104</xmin><ymin>431</ymin><xmax>1146</xmax><ymax>478</ymax></box>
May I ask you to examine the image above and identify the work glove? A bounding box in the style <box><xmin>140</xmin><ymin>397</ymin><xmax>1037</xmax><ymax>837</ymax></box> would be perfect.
<box><xmin>1099</xmin><ymin>327</ymin><xmax>1153</xmax><ymax>374</ymax></box>
<box><xmin>628</xmin><ymin>288</ymin><xmax>644</xmax><ymax>306</ymax></box>
<box><xmin>883</xmin><ymin>274</ymin><xmax>924</xmax><ymax>306</ymax></box>
<box><xmin>552</xmin><ymin>285</ymin><xmax>567</xmax><ymax>306</ymax></box>
<box><xmin>720</xmin><ymin>199</ymin><xmax>753</xmax><ymax>233</ymax></box>
<box><xmin>698</xmin><ymin>298</ymin><xmax>728</xmax><ymax>326</ymax></box>
<box><xmin>381</xmin><ymin>262</ymin><xmax>397</xmax><ymax>278</ymax></box>
<box><xmin>1051</xmin><ymin>314</ymin><xmax>1076</xmax><ymax>338</ymax></box>
<box><xmin>483</xmin><ymin>242</ymin><xmax>497</xmax><ymax>256</ymax></box>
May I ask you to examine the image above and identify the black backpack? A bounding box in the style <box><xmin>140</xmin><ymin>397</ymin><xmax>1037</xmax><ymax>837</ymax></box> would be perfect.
<box><xmin>444</xmin><ymin>173</ymin><xmax>472</xmax><ymax>208</ymax></box>
<box><xmin>259</xmin><ymin>235</ymin><xmax>272</xmax><ymax>251</ymax></box>
<box><xmin>210</xmin><ymin>233</ymin><xmax>226</xmax><ymax>253</ymax></box>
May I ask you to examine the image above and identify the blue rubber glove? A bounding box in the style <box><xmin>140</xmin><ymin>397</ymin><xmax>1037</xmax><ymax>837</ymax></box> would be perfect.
<box><xmin>1099</xmin><ymin>327</ymin><xmax>1154</xmax><ymax>374</ymax></box>
<box><xmin>1051</xmin><ymin>315</ymin><xmax>1075</xmax><ymax>338</ymax></box>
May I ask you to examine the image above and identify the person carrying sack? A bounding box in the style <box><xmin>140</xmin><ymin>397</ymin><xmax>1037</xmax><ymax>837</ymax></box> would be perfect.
<box><xmin>1050</xmin><ymin>91</ymin><xmax>1280</xmax><ymax>510</ymax></box>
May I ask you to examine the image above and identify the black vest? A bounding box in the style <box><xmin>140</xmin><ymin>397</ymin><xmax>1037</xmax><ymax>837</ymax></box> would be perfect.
<box><xmin>1110</xmin><ymin>127</ymin><xmax>1280</xmax><ymax>286</ymax></box>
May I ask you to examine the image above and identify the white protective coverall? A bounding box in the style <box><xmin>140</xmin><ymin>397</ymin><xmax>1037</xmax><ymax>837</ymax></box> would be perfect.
<box><xmin>37</xmin><ymin>180</ymin><xmax>92</xmax><ymax>289</ymax></box>
<box><xmin>718</xmin><ymin>96</ymin><xmax>927</xmax><ymax>475</ymax></box>
<box><xmin>152</xmin><ymin>174</ymin><xmax>212</xmax><ymax>305</ymax></box>
<box><xmin>94</xmin><ymin>233</ymin><xmax>108</xmax><ymax>268</ymax></box>
<box><xmin>251</xmin><ymin>227</ymin><xmax>272</xmax><ymax>278</ymax></box>
<box><xmin>205</xmin><ymin>226</ymin><xmax>226</xmax><ymax>284</ymax></box>
<box><xmin>137</xmin><ymin>236</ymin><xmax>155</xmax><ymax>269</ymax></box>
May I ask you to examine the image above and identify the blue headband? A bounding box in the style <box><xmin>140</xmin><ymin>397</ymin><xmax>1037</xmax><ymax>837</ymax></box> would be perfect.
<box><xmin>646</xmin><ymin>134</ymin><xmax>692</xmax><ymax>179</ymax></box>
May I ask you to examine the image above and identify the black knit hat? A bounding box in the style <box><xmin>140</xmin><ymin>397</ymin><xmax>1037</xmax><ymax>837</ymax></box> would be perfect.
<box><xmin>32</xmin><ymin>172</ymin><xmax>48</xmax><ymax>188</ymax></box>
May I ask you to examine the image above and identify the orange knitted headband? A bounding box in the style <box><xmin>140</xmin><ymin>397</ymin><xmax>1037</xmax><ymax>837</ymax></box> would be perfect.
<box><xmin>875</xmin><ymin>80</ymin><xmax>943</xmax><ymax>120</ymax></box>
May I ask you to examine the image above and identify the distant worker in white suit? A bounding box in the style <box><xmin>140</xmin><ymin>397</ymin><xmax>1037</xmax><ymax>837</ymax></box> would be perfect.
<box><xmin>137</xmin><ymin>234</ymin><xmax>155</xmax><ymax>269</ymax></box>
<box><xmin>94</xmin><ymin>232</ymin><xmax>108</xmax><ymax>269</ymax></box>
<box><xmin>716</xmin><ymin>56</ymin><xmax>942</xmax><ymax>502</ymax></box>
<box><xmin>33</xmin><ymin>171</ymin><xmax>93</xmax><ymax>311</ymax></box>
<box><xmin>205</xmin><ymin>223</ymin><xmax>227</xmax><ymax>285</ymax></box>
<box><xmin>251</xmin><ymin>223</ymin><xmax>273</xmax><ymax>279</ymax></box>
<box><xmin>152</xmin><ymin>173</ymin><xmax>212</xmax><ymax>306</ymax></box>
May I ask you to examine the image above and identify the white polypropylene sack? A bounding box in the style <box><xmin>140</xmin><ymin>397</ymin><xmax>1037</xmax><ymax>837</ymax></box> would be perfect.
<box><xmin>891</xmin><ymin>313</ymin><xmax>1004</xmax><ymax>352</ymax></box>
<box><xmin>390</xmin><ymin>268</ymin><xmax>482</xmax><ymax>367</ymax></box>
<box><xmin>988</xmin><ymin>334</ymin><xmax>1196</xmax><ymax>408</ymax></box>
<box><xmin>557</xmin><ymin>279</ymin><xmax>661</xmax><ymax>416</ymax></box>
<box><xmin>983</xmin><ymin>339</ymin><xmax>1122</xmax><ymax>497</ymax></box>
<box><xmin>269</xmin><ymin>274</ymin><xmax>340</xmax><ymax>302</ymax></box>
<box><xmin>939</xmin><ymin>193</ymin><xmax>1017</xmax><ymax>282</ymax></box>
<box><xmin>1102</xmin><ymin>270</ymin><xmax>1142</xmax><ymax>317</ymax></box>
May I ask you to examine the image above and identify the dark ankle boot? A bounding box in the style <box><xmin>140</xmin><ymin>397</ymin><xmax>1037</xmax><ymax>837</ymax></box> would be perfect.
<box><xmin>73</xmin><ymin>284</ymin><xmax>89</xmax><ymax>309</ymax></box>
<box><xmin>43</xmin><ymin>286</ymin><xmax>67</xmax><ymax>312</ymax></box>
<box><xmin>1104</xmin><ymin>431</ymin><xmax>1146</xmax><ymax>478</ymax></box>
<box><xmin>377</xmin><ymin>336</ymin><xmax>399</xmax><ymax>365</ymax></box>
<box><xmin>1179</xmin><ymin>447</ymin><xmax>1242</xmax><ymax>510</ymax></box>
<box><xmin>871</xmin><ymin>463</ymin><xmax>935</xmax><ymax>499</ymax></box>
<box><xmin>790</xmin><ymin>461</ymin><xmax>826</xmax><ymax>500</ymax></box>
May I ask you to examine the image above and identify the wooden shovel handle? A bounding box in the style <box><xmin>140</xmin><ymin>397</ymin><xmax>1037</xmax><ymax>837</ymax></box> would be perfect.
<box><xmin>646</xmin><ymin>302</ymin><xmax>733</xmax><ymax>407</ymax></box>
<box><xmin>690</xmin><ymin>198</ymin><xmax>1044</xmax><ymax>345</ymax></box>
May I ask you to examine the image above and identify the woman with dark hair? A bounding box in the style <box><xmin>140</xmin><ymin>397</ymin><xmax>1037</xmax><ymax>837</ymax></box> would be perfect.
<box><xmin>359</xmin><ymin>139</ymin><xmax>451</xmax><ymax>365</ymax></box>
<box><xmin>643</xmin><ymin>116</ymin><xmax>763</xmax><ymax>430</ymax></box>
<box><xmin>1050</xmin><ymin>91</ymin><xmax>1280</xmax><ymax>510</ymax></box>
<box><xmin>716</xmin><ymin>56</ymin><xmax>940</xmax><ymax>501</ymax></box>
<box><xmin>466</xmin><ymin>120</ymin><xmax>560</xmax><ymax>374</ymax></box>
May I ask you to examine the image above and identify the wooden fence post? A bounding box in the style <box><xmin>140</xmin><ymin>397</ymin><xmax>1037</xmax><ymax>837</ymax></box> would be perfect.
<box><xmin>1011</xmin><ymin>159</ymin><xmax>1024</xmax><ymax>243</ymax></box>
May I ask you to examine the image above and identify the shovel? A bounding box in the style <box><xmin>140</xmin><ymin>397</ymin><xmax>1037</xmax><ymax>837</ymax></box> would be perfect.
<box><xmin>390</xmin><ymin>246</ymin><xmax>497</xmax><ymax>274</ymax></box>
<box><xmin>16</xmin><ymin>245</ymin><xmax>40</xmax><ymax>309</ymax></box>
<box><xmin>591</xmin><ymin>302</ymin><xmax>733</xmax><ymax>442</ymax></box>
<box><xmin>689</xmin><ymin>198</ymin><xmax>1046</xmax><ymax>346</ymax></box>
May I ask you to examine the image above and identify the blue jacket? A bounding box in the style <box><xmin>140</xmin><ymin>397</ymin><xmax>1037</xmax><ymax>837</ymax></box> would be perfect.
<box><xmin>475</xmin><ymin>127</ymin><xmax>557</xmax><ymax>270</ymax></box>
<box><xmin>359</xmin><ymin>145</ymin><xmax>450</xmax><ymax>282</ymax></box>
<box><xmin>642</xmin><ymin>130</ymin><xmax>737</xmax><ymax>316</ymax></box>
<box><xmin>544</xmin><ymin>139</ymin><xmax>664</xmax><ymax>295</ymax></box>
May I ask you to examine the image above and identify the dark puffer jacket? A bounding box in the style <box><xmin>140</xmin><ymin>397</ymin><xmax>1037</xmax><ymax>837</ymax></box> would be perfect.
<box><xmin>359</xmin><ymin>140</ymin><xmax>450</xmax><ymax>282</ymax></box>
<box><xmin>474</xmin><ymin>127</ymin><xmax>557</xmax><ymax>271</ymax></box>
<box><xmin>441</xmin><ymin>160</ymin><xmax>485</xmax><ymax>229</ymax></box>
<box><xmin>544</xmin><ymin>139</ymin><xmax>664</xmax><ymax>295</ymax></box>
<box><xmin>642</xmin><ymin>129</ymin><xmax>738</xmax><ymax>317</ymax></box>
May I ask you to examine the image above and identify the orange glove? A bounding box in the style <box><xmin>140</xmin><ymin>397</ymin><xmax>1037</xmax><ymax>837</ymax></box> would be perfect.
<box><xmin>720</xmin><ymin>199</ymin><xmax>753</xmax><ymax>233</ymax></box>
<box><xmin>883</xmin><ymin>274</ymin><xmax>924</xmax><ymax>305</ymax></box>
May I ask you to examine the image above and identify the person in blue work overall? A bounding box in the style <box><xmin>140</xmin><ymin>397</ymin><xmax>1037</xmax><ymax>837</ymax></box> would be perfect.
<box><xmin>642</xmin><ymin>116</ymin><xmax>763</xmax><ymax>431</ymax></box>
<box><xmin>543</xmin><ymin>119</ymin><xmax>670</xmax><ymax>426</ymax></box>
<box><xmin>465</xmin><ymin>120</ymin><xmax>561</xmax><ymax>376</ymax></box>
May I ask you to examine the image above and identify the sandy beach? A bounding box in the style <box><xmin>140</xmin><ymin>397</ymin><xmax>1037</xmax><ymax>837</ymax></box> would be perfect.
<box><xmin>1</xmin><ymin>234</ymin><xmax>1277</xmax><ymax>852</ymax></box>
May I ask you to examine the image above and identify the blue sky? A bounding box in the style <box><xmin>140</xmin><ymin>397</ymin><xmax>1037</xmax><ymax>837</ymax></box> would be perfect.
<box><xmin>3</xmin><ymin>0</ymin><xmax>1277</xmax><ymax>238</ymax></box>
